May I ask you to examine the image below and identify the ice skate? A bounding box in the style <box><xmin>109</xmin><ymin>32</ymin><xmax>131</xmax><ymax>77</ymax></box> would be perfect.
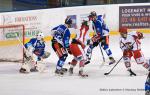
<box><xmin>61</xmin><ymin>68</ymin><xmax>68</xmax><ymax>72</ymax></box>
<box><xmin>128</xmin><ymin>69</ymin><xmax>136</xmax><ymax>76</ymax></box>
<box><xmin>78</xmin><ymin>70</ymin><xmax>88</xmax><ymax>77</ymax></box>
<box><xmin>84</xmin><ymin>60</ymin><xmax>90</xmax><ymax>65</ymax></box>
<box><xmin>55</xmin><ymin>69</ymin><xmax>64</xmax><ymax>75</ymax></box>
<box><xmin>30</xmin><ymin>66</ymin><xmax>38</xmax><ymax>72</ymax></box>
<box><xmin>19</xmin><ymin>68</ymin><xmax>29</xmax><ymax>74</ymax></box>
<box><xmin>109</xmin><ymin>57</ymin><xmax>115</xmax><ymax>65</ymax></box>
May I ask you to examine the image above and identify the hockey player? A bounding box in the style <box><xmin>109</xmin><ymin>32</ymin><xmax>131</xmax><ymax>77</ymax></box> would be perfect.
<box><xmin>51</xmin><ymin>17</ymin><xmax>72</xmax><ymax>75</ymax></box>
<box><xmin>119</xmin><ymin>27</ymin><xmax>150</xmax><ymax>76</ymax></box>
<box><xmin>68</xmin><ymin>39</ymin><xmax>88</xmax><ymax>77</ymax></box>
<box><xmin>86</xmin><ymin>11</ymin><xmax>115</xmax><ymax>65</ymax></box>
<box><xmin>19</xmin><ymin>32</ymin><xmax>50</xmax><ymax>73</ymax></box>
<box><xmin>78</xmin><ymin>20</ymin><xmax>89</xmax><ymax>44</ymax></box>
<box><xmin>145</xmin><ymin>72</ymin><xmax>150</xmax><ymax>95</ymax></box>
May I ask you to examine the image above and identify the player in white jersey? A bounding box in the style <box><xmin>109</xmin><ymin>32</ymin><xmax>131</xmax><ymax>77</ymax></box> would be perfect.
<box><xmin>119</xmin><ymin>27</ymin><xmax>150</xmax><ymax>76</ymax></box>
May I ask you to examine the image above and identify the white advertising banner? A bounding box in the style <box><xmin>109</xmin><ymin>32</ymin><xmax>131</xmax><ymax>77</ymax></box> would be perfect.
<box><xmin>0</xmin><ymin>3</ymin><xmax>149</xmax><ymax>41</ymax></box>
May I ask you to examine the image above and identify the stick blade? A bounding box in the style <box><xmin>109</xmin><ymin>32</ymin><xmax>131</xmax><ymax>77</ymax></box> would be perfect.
<box><xmin>104</xmin><ymin>73</ymin><xmax>109</xmax><ymax>75</ymax></box>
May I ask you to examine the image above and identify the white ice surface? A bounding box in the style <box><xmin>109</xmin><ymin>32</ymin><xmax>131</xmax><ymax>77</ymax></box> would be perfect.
<box><xmin>0</xmin><ymin>34</ymin><xmax>150</xmax><ymax>95</ymax></box>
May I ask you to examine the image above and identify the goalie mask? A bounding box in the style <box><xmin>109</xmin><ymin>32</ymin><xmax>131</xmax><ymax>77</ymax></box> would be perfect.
<box><xmin>119</xmin><ymin>27</ymin><xmax>128</xmax><ymax>38</ymax></box>
<box><xmin>36</xmin><ymin>32</ymin><xmax>44</xmax><ymax>40</ymax></box>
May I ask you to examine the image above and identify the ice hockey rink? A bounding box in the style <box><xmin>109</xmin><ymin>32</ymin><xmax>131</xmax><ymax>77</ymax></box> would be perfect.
<box><xmin>0</xmin><ymin>34</ymin><xmax>150</xmax><ymax>95</ymax></box>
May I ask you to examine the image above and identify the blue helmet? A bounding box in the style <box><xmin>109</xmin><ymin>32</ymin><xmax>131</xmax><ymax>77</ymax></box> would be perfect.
<box><xmin>65</xmin><ymin>17</ymin><xmax>72</xmax><ymax>25</ymax></box>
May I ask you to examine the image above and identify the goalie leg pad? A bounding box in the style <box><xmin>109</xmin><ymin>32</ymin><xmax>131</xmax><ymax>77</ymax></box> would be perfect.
<box><xmin>20</xmin><ymin>63</ymin><xmax>30</xmax><ymax>73</ymax></box>
<box><xmin>36</xmin><ymin>61</ymin><xmax>46</xmax><ymax>72</ymax></box>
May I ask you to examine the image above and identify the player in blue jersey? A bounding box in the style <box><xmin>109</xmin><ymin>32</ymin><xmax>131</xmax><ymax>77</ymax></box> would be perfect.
<box><xmin>86</xmin><ymin>11</ymin><xmax>115</xmax><ymax>65</ymax></box>
<box><xmin>19</xmin><ymin>32</ymin><xmax>50</xmax><ymax>73</ymax></box>
<box><xmin>51</xmin><ymin>17</ymin><xmax>72</xmax><ymax>75</ymax></box>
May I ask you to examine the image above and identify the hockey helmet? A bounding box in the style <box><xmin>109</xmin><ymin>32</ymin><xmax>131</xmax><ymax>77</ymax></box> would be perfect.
<box><xmin>119</xmin><ymin>27</ymin><xmax>128</xmax><ymax>38</ymax></box>
<box><xmin>37</xmin><ymin>32</ymin><xmax>44</xmax><ymax>40</ymax></box>
<box><xmin>119</xmin><ymin>27</ymin><xmax>127</xmax><ymax>34</ymax></box>
<box><xmin>89</xmin><ymin>11</ymin><xmax>97</xmax><ymax>21</ymax></box>
<box><xmin>65</xmin><ymin>17</ymin><xmax>72</xmax><ymax>25</ymax></box>
<box><xmin>89</xmin><ymin>11</ymin><xmax>97</xmax><ymax>17</ymax></box>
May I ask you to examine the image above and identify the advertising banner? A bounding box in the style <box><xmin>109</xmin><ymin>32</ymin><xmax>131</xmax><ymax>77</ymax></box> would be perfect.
<box><xmin>119</xmin><ymin>5</ymin><xmax>150</xmax><ymax>29</ymax></box>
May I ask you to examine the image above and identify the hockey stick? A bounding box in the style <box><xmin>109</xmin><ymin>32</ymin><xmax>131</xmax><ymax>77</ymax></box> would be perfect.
<box><xmin>104</xmin><ymin>41</ymin><xmax>136</xmax><ymax>75</ymax></box>
<box><xmin>99</xmin><ymin>43</ymin><xmax>105</xmax><ymax>63</ymax></box>
<box><xmin>14</xmin><ymin>33</ymin><xmax>34</xmax><ymax>60</ymax></box>
<box><xmin>99</xmin><ymin>43</ymin><xmax>106</xmax><ymax>69</ymax></box>
<box><xmin>104</xmin><ymin>56</ymin><xmax>123</xmax><ymax>75</ymax></box>
<box><xmin>14</xmin><ymin>33</ymin><xmax>27</xmax><ymax>60</ymax></box>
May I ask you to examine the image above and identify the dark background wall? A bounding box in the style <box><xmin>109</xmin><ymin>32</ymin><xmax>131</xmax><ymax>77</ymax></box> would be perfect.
<box><xmin>0</xmin><ymin>0</ymin><xmax>149</xmax><ymax>12</ymax></box>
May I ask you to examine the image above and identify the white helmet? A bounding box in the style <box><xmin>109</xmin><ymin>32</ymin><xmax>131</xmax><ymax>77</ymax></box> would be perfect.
<box><xmin>36</xmin><ymin>32</ymin><xmax>44</xmax><ymax>40</ymax></box>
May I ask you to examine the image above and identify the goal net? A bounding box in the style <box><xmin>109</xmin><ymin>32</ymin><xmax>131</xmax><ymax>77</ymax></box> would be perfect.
<box><xmin>0</xmin><ymin>25</ymin><xmax>25</xmax><ymax>63</ymax></box>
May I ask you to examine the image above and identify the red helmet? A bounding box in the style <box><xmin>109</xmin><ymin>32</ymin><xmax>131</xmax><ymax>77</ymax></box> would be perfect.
<box><xmin>119</xmin><ymin>27</ymin><xmax>127</xmax><ymax>34</ymax></box>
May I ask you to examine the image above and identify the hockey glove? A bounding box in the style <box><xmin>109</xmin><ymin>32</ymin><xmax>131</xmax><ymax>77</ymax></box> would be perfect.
<box><xmin>93</xmin><ymin>42</ymin><xmax>99</xmax><ymax>47</ymax></box>
<box><xmin>137</xmin><ymin>32</ymin><xmax>144</xmax><ymax>39</ymax></box>
<box><xmin>25</xmin><ymin>46</ymin><xmax>34</xmax><ymax>58</ymax></box>
<box><xmin>91</xmin><ymin>35</ymin><xmax>101</xmax><ymax>43</ymax></box>
<box><xmin>127</xmin><ymin>45</ymin><xmax>133</xmax><ymax>50</ymax></box>
<box><xmin>125</xmin><ymin>42</ymin><xmax>133</xmax><ymax>50</ymax></box>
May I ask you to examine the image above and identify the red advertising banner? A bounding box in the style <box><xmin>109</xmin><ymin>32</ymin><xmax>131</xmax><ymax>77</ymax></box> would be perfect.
<box><xmin>119</xmin><ymin>5</ymin><xmax>150</xmax><ymax>29</ymax></box>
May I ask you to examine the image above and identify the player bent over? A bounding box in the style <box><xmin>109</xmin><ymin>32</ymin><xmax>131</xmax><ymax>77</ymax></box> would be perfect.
<box><xmin>69</xmin><ymin>39</ymin><xmax>88</xmax><ymax>77</ymax></box>
<box><xmin>86</xmin><ymin>11</ymin><xmax>115</xmax><ymax>65</ymax></box>
<box><xmin>19</xmin><ymin>32</ymin><xmax>50</xmax><ymax>73</ymax></box>
<box><xmin>119</xmin><ymin>27</ymin><xmax>150</xmax><ymax>76</ymax></box>
<box><xmin>51</xmin><ymin>17</ymin><xmax>72</xmax><ymax>75</ymax></box>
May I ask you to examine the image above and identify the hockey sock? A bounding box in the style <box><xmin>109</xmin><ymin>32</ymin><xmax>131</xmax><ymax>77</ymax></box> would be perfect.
<box><xmin>56</xmin><ymin>60</ymin><xmax>64</xmax><ymax>70</ymax></box>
